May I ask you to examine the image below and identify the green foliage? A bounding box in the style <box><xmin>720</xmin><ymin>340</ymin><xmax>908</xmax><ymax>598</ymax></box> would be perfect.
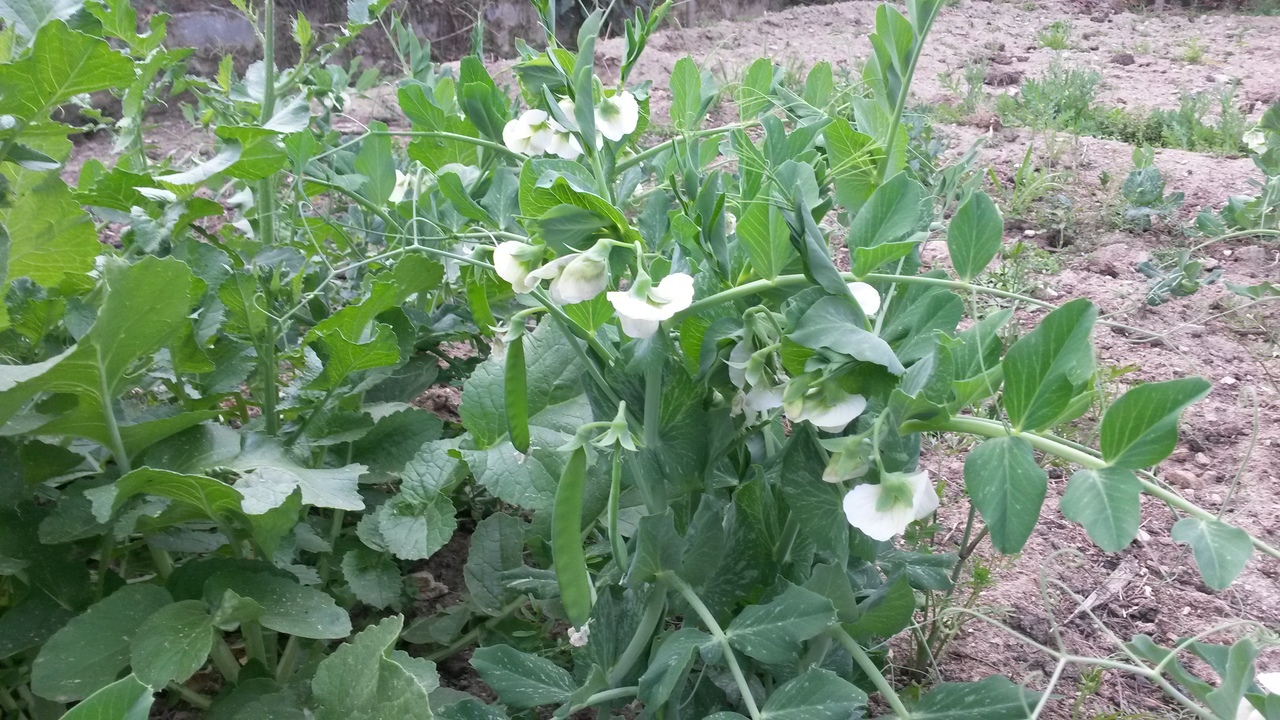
<box><xmin>0</xmin><ymin>1</ymin><xmax>1270</xmax><ymax>720</ymax></box>
<box><xmin>1119</xmin><ymin>146</ymin><xmax>1184</xmax><ymax>231</ymax></box>
<box><xmin>1037</xmin><ymin>19</ymin><xmax>1072</xmax><ymax>50</ymax></box>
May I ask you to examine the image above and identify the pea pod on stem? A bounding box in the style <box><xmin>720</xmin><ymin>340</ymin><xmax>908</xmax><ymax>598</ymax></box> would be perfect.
<box><xmin>504</xmin><ymin>323</ymin><xmax>531</xmax><ymax>455</ymax></box>
<box><xmin>553</xmin><ymin>446</ymin><xmax>594</xmax><ymax>627</ymax></box>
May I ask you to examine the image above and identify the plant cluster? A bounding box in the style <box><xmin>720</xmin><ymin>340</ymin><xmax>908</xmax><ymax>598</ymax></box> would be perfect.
<box><xmin>1119</xmin><ymin>146</ymin><xmax>1185</xmax><ymax>231</ymax></box>
<box><xmin>1</xmin><ymin>1</ymin><xmax>1279</xmax><ymax>720</ymax></box>
<box><xmin>1196</xmin><ymin>102</ymin><xmax>1280</xmax><ymax>237</ymax></box>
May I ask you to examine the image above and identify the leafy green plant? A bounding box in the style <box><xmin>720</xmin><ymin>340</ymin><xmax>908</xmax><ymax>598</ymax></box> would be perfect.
<box><xmin>1181</xmin><ymin>36</ymin><xmax>1207</xmax><ymax>64</ymax></box>
<box><xmin>1138</xmin><ymin>249</ymin><xmax>1222</xmax><ymax>305</ymax></box>
<box><xmin>988</xmin><ymin>145</ymin><xmax>1066</xmax><ymax>219</ymax></box>
<box><xmin>1</xmin><ymin>1</ymin><xmax>1278</xmax><ymax>719</ymax></box>
<box><xmin>1119</xmin><ymin>146</ymin><xmax>1184</xmax><ymax>230</ymax></box>
<box><xmin>1038</xmin><ymin>19</ymin><xmax>1073</xmax><ymax>50</ymax></box>
<box><xmin>997</xmin><ymin>60</ymin><xmax>1101</xmax><ymax>131</ymax></box>
<box><xmin>1196</xmin><ymin>101</ymin><xmax>1280</xmax><ymax>237</ymax></box>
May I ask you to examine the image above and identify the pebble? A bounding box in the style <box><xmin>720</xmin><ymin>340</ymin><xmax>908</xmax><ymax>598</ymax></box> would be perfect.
<box><xmin>1194</xmin><ymin>452</ymin><xmax>1211</xmax><ymax>466</ymax></box>
<box><xmin>1024</xmin><ymin>229</ymin><xmax>1037</xmax><ymax>237</ymax></box>
<box><xmin>1221</xmin><ymin>376</ymin><xmax>1237</xmax><ymax>385</ymax></box>
<box><xmin>1167</xmin><ymin>468</ymin><xmax>1200</xmax><ymax>489</ymax></box>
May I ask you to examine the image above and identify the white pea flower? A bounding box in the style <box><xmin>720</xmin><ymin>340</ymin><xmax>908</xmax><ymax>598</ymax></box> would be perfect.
<box><xmin>847</xmin><ymin>281</ymin><xmax>882</xmax><ymax>317</ymax></box>
<box><xmin>502</xmin><ymin>109</ymin><xmax>554</xmax><ymax>155</ymax></box>
<box><xmin>744</xmin><ymin>384</ymin><xmax>785</xmax><ymax>412</ymax></box>
<box><xmin>388</xmin><ymin>171</ymin><xmax>414</xmax><ymax>204</ymax></box>
<box><xmin>842</xmin><ymin>470</ymin><xmax>939</xmax><ymax>542</ymax></box>
<box><xmin>784</xmin><ymin>385</ymin><xmax>868</xmax><ymax>433</ymax></box>
<box><xmin>530</xmin><ymin>239</ymin><xmax>612</xmax><ymax>305</ymax></box>
<box><xmin>595</xmin><ymin>90</ymin><xmax>640</xmax><ymax>143</ymax></box>
<box><xmin>546</xmin><ymin>122</ymin><xmax>584</xmax><ymax>160</ymax></box>
<box><xmin>568</xmin><ymin>623</ymin><xmax>590</xmax><ymax>648</ymax></box>
<box><xmin>820</xmin><ymin>435</ymin><xmax>872</xmax><ymax>483</ymax></box>
<box><xmin>493</xmin><ymin>241</ymin><xmax>545</xmax><ymax>294</ymax></box>
<box><xmin>1237</xmin><ymin>672</ymin><xmax>1280</xmax><ymax>720</ymax></box>
<box><xmin>1243</xmin><ymin>129</ymin><xmax>1267</xmax><ymax>155</ymax></box>
<box><xmin>607</xmin><ymin>271</ymin><xmax>695</xmax><ymax>339</ymax></box>
<box><xmin>724</xmin><ymin>211</ymin><xmax>738</xmax><ymax>236</ymax></box>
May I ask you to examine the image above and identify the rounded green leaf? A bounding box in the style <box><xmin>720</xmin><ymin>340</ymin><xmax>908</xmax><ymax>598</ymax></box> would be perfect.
<box><xmin>963</xmin><ymin>436</ymin><xmax>1047</xmax><ymax>554</ymax></box>
<box><xmin>1001</xmin><ymin>298</ymin><xmax>1097</xmax><ymax>432</ymax></box>
<box><xmin>1060</xmin><ymin>468</ymin><xmax>1142</xmax><ymax>552</ymax></box>
<box><xmin>1171</xmin><ymin>517</ymin><xmax>1252</xmax><ymax>590</ymax></box>
<box><xmin>947</xmin><ymin>191</ymin><xmax>1004</xmax><ymax>282</ymax></box>
<box><xmin>129</xmin><ymin>600</ymin><xmax>214</xmax><ymax>688</ymax></box>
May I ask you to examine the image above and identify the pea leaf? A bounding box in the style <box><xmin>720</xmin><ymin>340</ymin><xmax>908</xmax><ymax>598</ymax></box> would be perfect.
<box><xmin>725</xmin><ymin>583</ymin><xmax>837</xmax><ymax>665</ymax></box>
<box><xmin>964</xmin><ymin>436</ymin><xmax>1048</xmax><ymax>554</ymax></box>
<box><xmin>205</xmin><ymin>570</ymin><xmax>352</xmax><ymax>639</ymax></box>
<box><xmin>844</xmin><ymin>573</ymin><xmax>914</xmax><ymax>641</ymax></box>
<box><xmin>1100</xmin><ymin>377</ymin><xmax>1211</xmax><ymax>469</ymax></box>
<box><xmin>947</xmin><ymin>191</ymin><xmax>1004</xmax><ymax>282</ymax></box>
<box><xmin>847</xmin><ymin>172</ymin><xmax>922</xmax><ymax>252</ymax></box>
<box><xmin>1171</xmin><ymin>517</ymin><xmax>1252</xmax><ymax>591</ymax></box>
<box><xmin>824</xmin><ymin>119</ymin><xmax>882</xmax><ymax>216</ymax></box>
<box><xmin>758</xmin><ymin>668</ymin><xmax>867</xmax><ymax>720</ymax></box>
<box><xmin>355</xmin><ymin>120</ymin><xmax>396</xmax><ymax>207</ymax></box>
<box><xmin>638</xmin><ymin>628</ymin><xmax>712</xmax><ymax>710</ymax></box>
<box><xmin>312</xmin><ymin>616</ymin><xmax>436</xmax><ymax>720</ymax></box>
<box><xmin>31</xmin><ymin>584</ymin><xmax>172</xmax><ymax>702</ymax></box>
<box><xmin>470</xmin><ymin>644</ymin><xmax>575</xmax><ymax>709</ymax></box>
<box><xmin>736</xmin><ymin>58</ymin><xmax>774</xmax><ymax>121</ymax></box>
<box><xmin>60</xmin><ymin>675</ymin><xmax>152</xmax><ymax>720</ymax></box>
<box><xmin>1001</xmin><ymin>298</ymin><xmax>1097</xmax><ymax>432</ymax></box>
<box><xmin>1060</xmin><ymin>468</ymin><xmax>1142</xmax><ymax>552</ymax></box>
<box><xmin>129</xmin><ymin>600</ymin><xmax>214</xmax><ymax>688</ymax></box>
<box><xmin>737</xmin><ymin>196</ymin><xmax>795</xmax><ymax>281</ymax></box>
<box><xmin>0</xmin><ymin>20</ymin><xmax>134</xmax><ymax>119</ymax></box>
<box><xmin>791</xmin><ymin>296</ymin><xmax>905</xmax><ymax>375</ymax></box>
<box><xmin>778</xmin><ymin>427</ymin><xmax>848</xmax><ymax>558</ymax></box>
<box><xmin>628</xmin><ymin>508</ymin><xmax>685</xmax><ymax>586</ymax></box>
<box><xmin>670</xmin><ymin>56</ymin><xmax>703</xmax><ymax>131</ymax></box>
<box><xmin>910</xmin><ymin>676</ymin><xmax>1042</xmax><ymax>719</ymax></box>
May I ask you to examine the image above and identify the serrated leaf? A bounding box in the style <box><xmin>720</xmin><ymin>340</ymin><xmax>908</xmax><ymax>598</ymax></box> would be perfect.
<box><xmin>1100</xmin><ymin>377</ymin><xmax>1211</xmax><ymax>469</ymax></box>
<box><xmin>1171</xmin><ymin>517</ymin><xmax>1252</xmax><ymax>590</ymax></box>
<box><xmin>111</xmin><ymin>467</ymin><xmax>245</xmax><ymax>523</ymax></box>
<box><xmin>129</xmin><ymin>600</ymin><xmax>214</xmax><ymax>688</ymax></box>
<box><xmin>2</xmin><ymin>173</ymin><xmax>98</xmax><ymax>291</ymax></box>
<box><xmin>725</xmin><ymin>583</ymin><xmax>837</xmax><ymax>665</ymax></box>
<box><xmin>964</xmin><ymin>436</ymin><xmax>1047</xmax><ymax>554</ymax></box>
<box><xmin>911</xmin><ymin>676</ymin><xmax>1042</xmax><ymax>719</ymax></box>
<box><xmin>31</xmin><ymin>584</ymin><xmax>172</xmax><ymax>702</ymax></box>
<box><xmin>758</xmin><ymin>668</ymin><xmax>867</xmax><ymax>720</ymax></box>
<box><xmin>463</xmin><ymin>512</ymin><xmax>527</xmax><ymax>614</ymax></box>
<box><xmin>471</xmin><ymin>644</ymin><xmax>575</xmax><ymax>709</ymax></box>
<box><xmin>60</xmin><ymin>675</ymin><xmax>152</xmax><ymax>720</ymax></box>
<box><xmin>205</xmin><ymin>570</ymin><xmax>352</xmax><ymax>639</ymax></box>
<box><xmin>1060</xmin><ymin>467</ymin><xmax>1141</xmax><ymax>552</ymax></box>
<box><xmin>1002</xmin><ymin>298</ymin><xmax>1097</xmax><ymax>432</ymax></box>
<box><xmin>0</xmin><ymin>0</ymin><xmax>84</xmax><ymax>39</ymax></box>
<box><xmin>947</xmin><ymin>191</ymin><xmax>1004</xmax><ymax>282</ymax></box>
<box><xmin>341</xmin><ymin>547</ymin><xmax>403</xmax><ymax>610</ymax></box>
<box><xmin>312</xmin><ymin>616</ymin><xmax>436</xmax><ymax>720</ymax></box>
<box><xmin>0</xmin><ymin>20</ymin><xmax>134</xmax><ymax>119</ymax></box>
<box><xmin>231</xmin><ymin>436</ymin><xmax>366</xmax><ymax>514</ymax></box>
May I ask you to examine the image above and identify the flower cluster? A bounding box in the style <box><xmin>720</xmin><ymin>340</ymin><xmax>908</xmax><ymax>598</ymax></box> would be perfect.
<box><xmin>502</xmin><ymin>91</ymin><xmax>640</xmax><ymax>159</ymax></box>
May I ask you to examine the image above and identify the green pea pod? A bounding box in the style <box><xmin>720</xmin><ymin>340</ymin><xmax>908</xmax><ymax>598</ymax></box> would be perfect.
<box><xmin>553</xmin><ymin>446</ymin><xmax>592</xmax><ymax>627</ymax></box>
<box><xmin>505</xmin><ymin>332</ymin><xmax>531</xmax><ymax>454</ymax></box>
<box><xmin>466</xmin><ymin>278</ymin><xmax>496</xmax><ymax>333</ymax></box>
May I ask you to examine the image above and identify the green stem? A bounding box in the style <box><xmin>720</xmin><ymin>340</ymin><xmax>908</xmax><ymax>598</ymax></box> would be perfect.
<box><xmin>424</xmin><ymin>596</ymin><xmax>529</xmax><ymax>663</ymax></box>
<box><xmin>676</xmin><ymin>272</ymin><xmax>1154</xmax><ymax>338</ymax></box>
<box><xmin>662</xmin><ymin>573</ymin><xmax>761</xmax><ymax>720</ymax></box>
<box><xmin>606</xmin><ymin>589</ymin><xmax>665</xmax><ymax>686</ymax></box>
<box><xmin>98</xmin><ymin>356</ymin><xmax>131</xmax><ymax>474</ymax></box>
<box><xmin>563</xmin><ymin>687</ymin><xmax>639</xmax><ymax>716</ymax></box>
<box><xmin>608</xmin><ymin>449</ymin><xmax>628</xmax><ymax>572</ymax></box>
<box><xmin>317</xmin><ymin>509</ymin><xmax>346</xmax><ymax>587</ymax></box>
<box><xmin>260</xmin><ymin>334</ymin><xmax>279</xmax><ymax>435</ymax></box>
<box><xmin>243</xmin><ymin>620</ymin><xmax>270</xmax><ymax>672</ymax></box>
<box><xmin>531</xmin><ymin>287</ymin><xmax>617</xmax><ymax>364</ymax></box>
<box><xmin>169</xmin><ymin>682</ymin><xmax>213</xmax><ymax>711</ymax></box>
<box><xmin>643</xmin><ymin>363</ymin><xmax>663</xmax><ymax>449</ymax></box>
<box><xmin>923</xmin><ymin>416</ymin><xmax>1280</xmax><ymax>561</ymax></box>
<box><xmin>259</xmin><ymin>0</ymin><xmax>277</xmax><ymax>119</ymax></box>
<box><xmin>148</xmin><ymin>543</ymin><xmax>174</xmax><ymax>580</ymax></box>
<box><xmin>211</xmin><ymin>633</ymin><xmax>241</xmax><ymax>683</ymax></box>
<box><xmin>831</xmin><ymin>628</ymin><xmax>913</xmax><ymax>720</ymax></box>
<box><xmin>617</xmin><ymin>124</ymin><xmax>752</xmax><ymax>173</ymax></box>
<box><xmin>276</xmin><ymin>635</ymin><xmax>303</xmax><ymax>683</ymax></box>
<box><xmin>881</xmin><ymin>7</ymin><xmax>938</xmax><ymax>177</ymax></box>
<box><xmin>314</xmin><ymin>130</ymin><xmax>524</xmax><ymax>163</ymax></box>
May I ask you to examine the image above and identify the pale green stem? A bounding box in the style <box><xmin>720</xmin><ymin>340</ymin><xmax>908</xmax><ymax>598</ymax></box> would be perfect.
<box><xmin>563</xmin><ymin>687</ymin><xmax>638</xmax><ymax>716</ymax></box>
<box><xmin>616</xmin><ymin>124</ymin><xmax>753</xmax><ymax>173</ymax></box>
<box><xmin>643</xmin><ymin>363</ymin><xmax>663</xmax><ymax>449</ymax></box>
<box><xmin>830</xmin><ymin>627</ymin><xmax>913</xmax><ymax>720</ymax></box>
<box><xmin>211</xmin><ymin>633</ymin><xmax>241</xmax><ymax>683</ymax></box>
<box><xmin>276</xmin><ymin>635</ymin><xmax>303</xmax><ymax>683</ymax></box>
<box><xmin>424</xmin><ymin>596</ymin><xmax>529</xmax><ymax>662</ymax></box>
<box><xmin>606</xmin><ymin>589</ymin><xmax>665</xmax><ymax>686</ymax></box>
<box><xmin>168</xmin><ymin>682</ymin><xmax>213</xmax><ymax>710</ymax></box>
<box><xmin>662</xmin><ymin>573</ymin><xmax>761</xmax><ymax>720</ymax></box>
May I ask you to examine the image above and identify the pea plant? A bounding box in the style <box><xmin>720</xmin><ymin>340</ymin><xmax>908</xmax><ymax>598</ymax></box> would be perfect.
<box><xmin>0</xmin><ymin>0</ymin><xmax>1277</xmax><ymax>719</ymax></box>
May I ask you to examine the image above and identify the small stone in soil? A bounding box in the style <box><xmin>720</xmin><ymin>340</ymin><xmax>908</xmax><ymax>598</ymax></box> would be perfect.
<box><xmin>1166</xmin><ymin>468</ymin><xmax>1200</xmax><ymax>489</ymax></box>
